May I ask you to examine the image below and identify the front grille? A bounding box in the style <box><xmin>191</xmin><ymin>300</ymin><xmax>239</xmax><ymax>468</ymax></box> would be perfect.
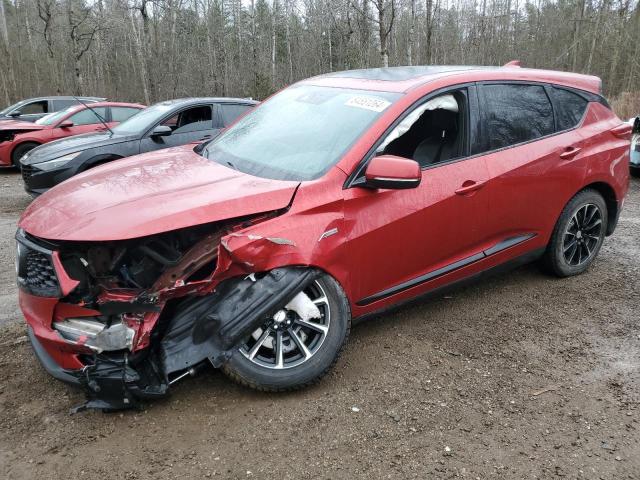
<box><xmin>24</xmin><ymin>250</ymin><xmax>58</xmax><ymax>291</ymax></box>
<box><xmin>16</xmin><ymin>231</ymin><xmax>61</xmax><ymax>297</ymax></box>
<box><xmin>21</xmin><ymin>163</ymin><xmax>34</xmax><ymax>180</ymax></box>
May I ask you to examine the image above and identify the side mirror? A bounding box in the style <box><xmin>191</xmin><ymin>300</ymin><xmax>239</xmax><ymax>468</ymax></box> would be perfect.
<box><xmin>151</xmin><ymin>125</ymin><xmax>172</xmax><ymax>137</ymax></box>
<box><xmin>8</xmin><ymin>111</ymin><xmax>21</xmax><ymax>117</ymax></box>
<box><xmin>363</xmin><ymin>155</ymin><xmax>421</xmax><ymax>190</ymax></box>
<box><xmin>58</xmin><ymin>120</ymin><xmax>73</xmax><ymax>128</ymax></box>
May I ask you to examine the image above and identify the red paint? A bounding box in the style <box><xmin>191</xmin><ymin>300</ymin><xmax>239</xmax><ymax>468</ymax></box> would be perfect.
<box><xmin>19</xmin><ymin>146</ymin><xmax>299</xmax><ymax>241</ymax></box>
<box><xmin>364</xmin><ymin>154</ymin><xmax>421</xmax><ymax>183</ymax></box>
<box><xmin>17</xmin><ymin>67</ymin><xmax>629</xmax><ymax>370</ymax></box>
<box><xmin>0</xmin><ymin>102</ymin><xmax>145</xmax><ymax>167</ymax></box>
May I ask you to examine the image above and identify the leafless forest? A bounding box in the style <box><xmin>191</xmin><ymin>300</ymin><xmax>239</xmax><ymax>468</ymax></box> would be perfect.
<box><xmin>0</xmin><ymin>0</ymin><xmax>639</xmax><ymax>113</ymax></box>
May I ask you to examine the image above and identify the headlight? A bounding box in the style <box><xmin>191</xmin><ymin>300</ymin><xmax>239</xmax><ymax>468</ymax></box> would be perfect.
<box><xmin>35</xmin><ymin>152</ymin><xmax>82</xmax><ymax>172</ymax></box>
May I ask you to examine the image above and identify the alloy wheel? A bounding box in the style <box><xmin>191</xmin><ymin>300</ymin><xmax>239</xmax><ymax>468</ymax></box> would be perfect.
<box><xmin>239</xmin><ymin>280</ymin><xmax>331</xmax><ymax>369</ymax></box>
<box><xmin>562</xmin><ymin>203</ymin><xmax>603</xmax><ymax>266</ymax></box>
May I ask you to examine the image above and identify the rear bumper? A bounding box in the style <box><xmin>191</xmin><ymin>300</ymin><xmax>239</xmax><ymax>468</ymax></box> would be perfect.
<box><xmin>27</xmin><ymin>326</ymin><xmax>80</xmax><ymax>386</ymax></box>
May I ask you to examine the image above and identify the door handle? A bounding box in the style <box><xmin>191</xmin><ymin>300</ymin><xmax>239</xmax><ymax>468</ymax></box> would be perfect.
<box><xmin>199</xmin><ymin>134</ymin><xmax>212</xmax><ymax>141</ymax></box>
<box><xmin>559</xmin><ymin>146</ymin><xmax>581</xmax><ymax>159</ymax></box>
<box><xmin>455</xmin><ymin>180</ymin><xmax>486</xmax><ymax>195</ymax></box>
<box><xmin>610</xmin><ymin>123</ymin><xmax>632</xmax><ymax>139</ymax></box>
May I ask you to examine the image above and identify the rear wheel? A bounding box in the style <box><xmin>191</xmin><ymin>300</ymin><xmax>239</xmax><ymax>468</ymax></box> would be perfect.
<box><xmin>221</xmin><ymin>271</ymin><xmax>351</xmax><ymax>392</ymax></box>
<box><xmin>11</xmin><ymin>142</ymin><xmax>39</xmax><ymax>168</ymax></box>
<box><xmin>543</xmin><ymin>189</ymin><xmax>607</xmax><ymax>277</ymax></box>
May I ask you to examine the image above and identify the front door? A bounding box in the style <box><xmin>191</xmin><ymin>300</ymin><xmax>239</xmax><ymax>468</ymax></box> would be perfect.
<box><xmin>140</xmin><ymin>104</ymin><xmax>221</xmax><ymax>153</ymax></box>
<box><xmin>343</xmin><ymin>87</ymin><xmax>491</xmax><ymax>306</ymax></box>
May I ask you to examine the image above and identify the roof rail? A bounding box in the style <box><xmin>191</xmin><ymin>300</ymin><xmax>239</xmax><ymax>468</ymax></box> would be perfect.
<box><xmin>503</xmin><ymin>60</ymin><xmax>522</xmax><ymax>67</ymax></box>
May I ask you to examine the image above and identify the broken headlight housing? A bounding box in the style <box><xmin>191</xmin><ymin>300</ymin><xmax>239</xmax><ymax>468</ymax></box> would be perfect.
<box><xmin>53</xmin><ymin>318</ymin><xmax>136</xmax><ymax>353</ymax></box>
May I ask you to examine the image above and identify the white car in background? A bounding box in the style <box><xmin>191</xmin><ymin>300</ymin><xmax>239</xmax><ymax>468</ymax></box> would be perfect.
<box><xmin>630</xmin><ymin>116</ymin><xmax>639</xmax><ymax>176</ymax></box>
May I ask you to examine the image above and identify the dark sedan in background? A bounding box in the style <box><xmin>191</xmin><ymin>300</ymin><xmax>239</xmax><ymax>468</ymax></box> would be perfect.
<box><xmin>0</xmin><ymin>96</ymin><xmax>104</xmax><ymax>122</ymax></box>
<box><xmin>21</xmin><ymin>97</ymin><xmax>257</xmax><ymax>195</ymax></box>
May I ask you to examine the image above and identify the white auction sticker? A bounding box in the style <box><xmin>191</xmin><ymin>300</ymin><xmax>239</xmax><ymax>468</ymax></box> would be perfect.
<box><xmin>345</xmin><ymin>95</ymin><xmax>391</xmax><ymax>112</ymax></box>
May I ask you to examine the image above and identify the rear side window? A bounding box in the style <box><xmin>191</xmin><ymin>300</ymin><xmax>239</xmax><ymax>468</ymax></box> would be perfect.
<box><xmin>111</xmin><ymin>107</ymin><xmax>141</xmax><ymax>122</ymax></box>
<box><xmin>549</xmin><ymin>87</ymin><xmax>588</xmax><ymax>131</ymax></box>
<box><xmin>68</xmin><ymin>107</ymin><xmax>108</xmax><ymax>126</ymax></box>
<box><xmin>480</xmin><ymin>84</ymin><xmax>554</xmax><ymax>151</ymax></box>
<box><xmin>220</xmin><ymin>104</ymin><xmax>252</xmax><ymax>126</ymax></box>
<box><xmin>52</xmin><ymin>99</ymin><xmax>78</xmax><ymax>111</ymax></box>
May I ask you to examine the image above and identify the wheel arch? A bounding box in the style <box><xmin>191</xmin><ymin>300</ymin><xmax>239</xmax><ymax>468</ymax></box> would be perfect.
<box><xmin>80</xmin><ymin>153</ymin><xmax>124</xmax><ymax>172</ymax></box>
<box><xmin>11</xmin><ymin>140</ymin><xmax>41</xmax><ymax>165</ymax></box>
<box><xmin>579</xmin><ymin>181</ymin><xmax>618</xmax><ymax>235</ymax></box>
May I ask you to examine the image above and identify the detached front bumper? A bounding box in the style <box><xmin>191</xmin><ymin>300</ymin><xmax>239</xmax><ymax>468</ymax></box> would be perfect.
<box><xmin>17</xmin><ymin>225</ymin><xmax>319</xmax><ymax>411</ymax></box>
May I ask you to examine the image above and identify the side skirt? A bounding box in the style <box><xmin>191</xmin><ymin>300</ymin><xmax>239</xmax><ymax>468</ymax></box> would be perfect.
<box><xmin>353</xmin><ymin>246</ymin><xmax>545</xmax><ymax>325</ymax></box>
<box><xmin>357</xmin><ymin>234</ymin><xmax>536</xmax><ymax>307</ymax></box>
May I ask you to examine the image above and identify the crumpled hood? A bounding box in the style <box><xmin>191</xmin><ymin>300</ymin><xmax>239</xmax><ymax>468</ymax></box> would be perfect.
<box><xmin>20</xmin><ymin>146</ymin><xmax>300</xmax><ymax>241</ymax></box>
<box><xmin>23</xmin><ymin>131</ymin><xmax>133</xmax><ymax>165</ymax></box>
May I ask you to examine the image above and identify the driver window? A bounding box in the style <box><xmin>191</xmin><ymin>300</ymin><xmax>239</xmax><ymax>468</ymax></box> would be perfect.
<box><xmin>378</xmin><ymin>91</ymin><xmax>466</xmax><ymax>168</ymax></box>
<box><xmin>18</xmin><ymin>101</ymin><xmax>48</xmax><ymax>115</ymax></box>
<box><xmin>162</xmin><ymin>105</ymin><xmax>212</xmax><ymax>134</ymax></box>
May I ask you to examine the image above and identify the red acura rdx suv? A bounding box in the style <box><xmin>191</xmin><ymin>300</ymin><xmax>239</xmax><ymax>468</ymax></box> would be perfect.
<box><xmin>16</xmin><ymin>64</ymin><xmax>631</xmax><ymax>410</ymax></box>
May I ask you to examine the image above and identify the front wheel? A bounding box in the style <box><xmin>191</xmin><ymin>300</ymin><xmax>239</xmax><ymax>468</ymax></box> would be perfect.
<box><xmin>543</xmin><ymin>189</ymin><xmax>608</xmax><ymax>277</ymax></box>
<box><xmin>11</xmin><ymin>142</ymin><xmax>39</xmax><ymax>168</ymax></box>
<box><xmin>221</xmin><ymin>272</ymin><xmax>351</xmax><ymax>392</ymax></box>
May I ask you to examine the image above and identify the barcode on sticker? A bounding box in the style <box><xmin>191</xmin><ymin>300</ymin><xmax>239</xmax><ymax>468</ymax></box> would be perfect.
<box><xmin>345</xmin><ymin>96</ymin><xmax>391</xmax><ymax>112</ymax></box>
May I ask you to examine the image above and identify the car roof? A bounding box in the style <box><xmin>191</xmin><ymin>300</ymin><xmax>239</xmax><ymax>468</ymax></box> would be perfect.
<box><xmin>16</xmin><ymin>96</ymin><xmax>106</xmax><ymax>102</ymax></box>
<box><xmin>64</xmin><ymin>101</ymin><xmax>145</xmax><ymax>110</ymax></box>
<box><xmin>304</xmin><ymin>64</ymin><xmax>602</xmax><ymax>95</ymax></box>
<box><xmin>152</xmin><ymin>97</ymin><xmax>259</xmax><ymax>107</ymax></box>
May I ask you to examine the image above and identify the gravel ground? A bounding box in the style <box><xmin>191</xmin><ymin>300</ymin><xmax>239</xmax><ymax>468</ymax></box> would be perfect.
<box><xmin>0</xmin><ymin>171</ymin><xmax>638</xmax><ymax>479</ymax></box>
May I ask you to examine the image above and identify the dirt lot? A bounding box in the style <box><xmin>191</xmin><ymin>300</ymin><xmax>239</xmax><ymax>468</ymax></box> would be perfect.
<box><xmin>0</xmin><ymin>171</ymin><xmax>638</xmax><ymax>479</ymax></box>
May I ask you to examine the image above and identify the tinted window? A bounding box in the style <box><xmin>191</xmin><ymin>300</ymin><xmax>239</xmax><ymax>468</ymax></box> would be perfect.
<box><xmin>549</xmin><ymin>87</ymin><xmax>588</xmax><ymax>131</ymax></box>
<box><xmin>52</xmin><ymin>99</ymin><xmax>78</xmax><ymax>111</ymax></box>
<box><xmin>162</xmin><ymin>105</ymin><xmax>212</xmax><ymax>134</ymax></box>
<box><xmin>19</xmin><ymin>101</ymin><xmax>48</xmax><ymax>115</ymax></box>
<box><xmin>220</xmin><ymin>104</ymin><xmax>252</xmax><ymax>126</ymax></box>
<box><xmin>68</xmin><ymin>107</ymin><xmax>108</xmax><ymax>126</ymax></box>
<box><xmin>480</xmin><ymin>84</ymin><xmax>554</xmax><ymax>151</ymax></box>
<box><xmin>111</xmin><ymin>107</ymin><xmax>141</xmax><ymax>122</ymax></box>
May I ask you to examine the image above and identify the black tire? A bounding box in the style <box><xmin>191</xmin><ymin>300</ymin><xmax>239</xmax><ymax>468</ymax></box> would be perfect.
<box><xmin>543</xmin><ymin>189</ymin><xmax>608</xmax><ymax>277</ymax></box>
<box><xmin>631</xmin><ymin>166</ymin><xmax>640</xmax><ymax>178</ymax></box>
<box><xmin>11</xmin><ymin>142</ymin><xmax>39</xmax><ymax>168</ymax></box>
<box><xmin>222</xmin><ymin>271</ymin><xmax>351</xmax><ymax>392</ymax></box>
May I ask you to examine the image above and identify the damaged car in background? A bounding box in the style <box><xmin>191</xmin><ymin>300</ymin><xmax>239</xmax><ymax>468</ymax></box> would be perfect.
<box><xmin>17</xmin><ymin>64</ymin><xmax>630</xmax><ymax>411</ymax></box>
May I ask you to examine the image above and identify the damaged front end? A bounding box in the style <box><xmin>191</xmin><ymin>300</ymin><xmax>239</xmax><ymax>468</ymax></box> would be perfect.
<box><xmin>16</xmin><ymin>217</ymin><xmax>312</xmax><ymax>411</ymax></box>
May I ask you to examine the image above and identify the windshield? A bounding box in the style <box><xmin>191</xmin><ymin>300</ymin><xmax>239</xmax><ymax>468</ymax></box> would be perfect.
<box><xmin>203</xmin><ymin>85</ymin><xmax>401</xmax><ymax>181</ymax></box>
<box><xmin>36</xmin><ymin>106</ymin><xmax>77</xmax><ymax>125</ymax></box>
<box><xmin>112</xmin><ymin>102</ymin><xmax>176</xmax><ymax>135</ymax></box>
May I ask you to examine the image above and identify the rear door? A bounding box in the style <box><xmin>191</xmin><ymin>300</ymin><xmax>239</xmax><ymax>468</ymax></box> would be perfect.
<box><xmin>139</xmin><ymin>104</ymin><xmax>219</xmax><ymax>153</ymax></box>
<box><xmin>476</xmin><ymin>82</ymin><xmax>588</xmax><ymax>253</ymax></box>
